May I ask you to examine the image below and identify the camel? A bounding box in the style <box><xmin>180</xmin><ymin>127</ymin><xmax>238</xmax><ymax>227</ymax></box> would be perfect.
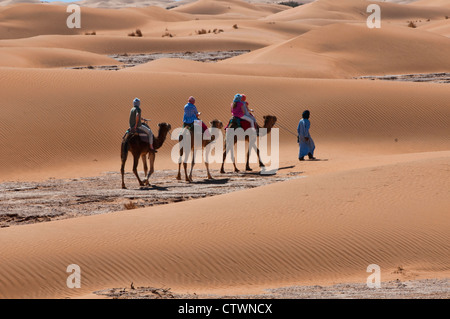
<box><xmin>176</xmin><ymin>119</ymin><xmax>223</xmax><ymax>182</ymax></box>
<box><xmin>121</xmin><ymin>122</ymin><xmax>171</xmax><ymax>189</ymax></box>
<box><xmin>220</xmin><ymin>115</ymin><xmax>277</xmax><ymax>173</ymax></box>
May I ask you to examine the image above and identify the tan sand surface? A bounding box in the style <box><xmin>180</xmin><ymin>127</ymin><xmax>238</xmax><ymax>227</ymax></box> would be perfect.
<box><xmin>0</xmin><ymin>0</ymin><xmax>449</xmax><ymax>299</ymax></box>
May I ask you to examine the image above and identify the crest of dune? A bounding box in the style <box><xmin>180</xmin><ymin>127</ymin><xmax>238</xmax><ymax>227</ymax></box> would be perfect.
<box><xmin>263</xmin><ymin>0</ymin><xmax>450</xmax><ymax>21</ymax></box>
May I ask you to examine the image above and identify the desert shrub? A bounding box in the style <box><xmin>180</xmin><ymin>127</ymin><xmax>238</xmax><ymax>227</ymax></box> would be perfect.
<box><xmin>407</xmin><ymin>21</ymin><xmax>417</xmax><ymax>28</ymax></box>
<box><xmin>162</xmin><ymin>32</ymin><xmax>174</xmax><ymax>37</ymax></box>
<box><xmin>233</xmin><ymin>24</ymin><xmax>238</xmax><ymax>29</ymax></box>
<box><xmin>278</xmin><ymin>1</ymin><xmax>302</xmax><ymax>8</ymax></box>
<box><xmin>124</xmin><ymin>201</ymin><xmax>137</xmax><ymax>210</ymax></box>
<box><xmin>196</xmin><ymin>29</ymin><xmax>207</xmax><ymax>35</ymax></box>
<box><xmin>135</xmin><ymin>29</ymin><xmax>143</xmax><ymax>37</ymax></box>
<box><xmin>128</xmin><ymin>32</ymin><xmax>135</xmax><ymax>36</ymax></box>
<box><xmin>446</xmin><ymin>16</ymin><xmax>449</xmax><ymax>19</ymax></box>
<box><xmin>84</xmin><ymin>31</ymin><xmax>96</xmax><ymax>35</ymax></box>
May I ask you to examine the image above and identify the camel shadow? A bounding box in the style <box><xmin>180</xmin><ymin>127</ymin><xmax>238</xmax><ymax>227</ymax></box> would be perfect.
<box><xmin>192</xmin><ymin>178</ymin><xmax>230</xmax><ymax>185</ymax></box>
<box><xmin>139</xmin><ymin>184</ymin><xmax>169</xmax><ymax>191</ymax></box>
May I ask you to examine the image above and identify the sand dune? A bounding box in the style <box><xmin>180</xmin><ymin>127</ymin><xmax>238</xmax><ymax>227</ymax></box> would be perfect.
<box><xmin>0</xmin><ymin>151</ymin><xmax>448</xmax><ymax>298</ymax></box>
<box><xmin>223</xmin><ymin>23</ymin><xmax>450</xmax><ymax>77</ymax></box>
<box><xmin>418</xmin><ymin>19</ymin><xmax>450</xmax><ymax>37</ymax></box>
<box><xmin>172</xmin><ymin>0</ymin><xmax>287</xmax><ymax>18</ymax></box>
<box><xmin>0</xmin><ymin>67</ymin><xmax>449</xmax><ymax>181</ymax></box>
<box><xmin>264</xmin><ymin>0</ymin><xmax>450</xmax><ymax>22</ymax></box>
<box><xmin>413</xmin><ymin>0</ymin><xmax>450</xmax><ymax>8</ymax></box>
<box><xmin>0</xmin><ymin>34</ymin><xmax>268</xmax><ymax>54</ymax></box>
<box><xmin>0</xmin><ymin>47</ymin><xmax>120</xmax><ymax>68</ymax></box>
<box><xmin>0</xmin><ymin>3</ymin><xmax>189</xmax><ymax>39</ymax></box>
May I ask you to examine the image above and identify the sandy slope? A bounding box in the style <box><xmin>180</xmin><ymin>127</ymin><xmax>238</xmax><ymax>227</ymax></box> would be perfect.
<box><xmin>223</xmin><ymin>22</ymin><xmax>450</xmax><ymax>77</ymax></box>
<box><xmin>264</xmin><ymin>0</ymin><xmax>450</xmax><ymax>22</ymax></box>
<box><xmin>0</xmin><ymin>151</ymin><xmax>448</xmax><ymax>298</ymax></box>
<box><xmin>0</xmin><ymin>0</ymin><xmax>449</xmax><ymax>299</ymax></box>
<box><xmin>0</xmin><ymin>67</ymin><xmax>449</xmax><ymax>181</ymax></box>
<box><xmin>0</xmin><ymin>47</ymin><xmax>120</xmax><ymax>68</ymax></box>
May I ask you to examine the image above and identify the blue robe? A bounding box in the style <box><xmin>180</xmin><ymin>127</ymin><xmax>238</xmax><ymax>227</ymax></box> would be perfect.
<box><xmin>297</xmin><ymin>118</ymin><xmax>315</xmax><ymax>158</ymax></box>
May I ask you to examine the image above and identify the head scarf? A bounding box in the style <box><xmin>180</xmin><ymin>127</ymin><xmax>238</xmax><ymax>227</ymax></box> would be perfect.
<box><xmin>133</xmin><ymin>98</ymin><xmax>140</xmax><ymax>108</ymax></box>
<box><xmin>302</xmin><ymin>110</ymin><xmax>310</xmax><ymax>119</ymax></box>
<box><xmin>188</xmin><ymin>96</ymin><xmax>195</xmax><ymax>104</ymax></box>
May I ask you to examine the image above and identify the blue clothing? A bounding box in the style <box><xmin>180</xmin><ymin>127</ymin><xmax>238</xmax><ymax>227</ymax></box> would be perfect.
<box><xmin>297</xmin><ymin>118</ymin><xmax>315</xmax><ymax>158</ymax></box>
<box><xmin>183</xmin><ymin>102</ymin><xmax>198</xmax><ymax>124</ymax></box>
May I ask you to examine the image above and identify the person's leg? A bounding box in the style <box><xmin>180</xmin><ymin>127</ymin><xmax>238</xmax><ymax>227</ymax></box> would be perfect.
<box><xmin>241</xmin><ymin>115</ymin><xmax>255</xmax><ymax>129</ymax></box>
<box><xmin>139</xmin><ymin>125</ymin><xmax>155</xmax><ymax>150</ymax></box>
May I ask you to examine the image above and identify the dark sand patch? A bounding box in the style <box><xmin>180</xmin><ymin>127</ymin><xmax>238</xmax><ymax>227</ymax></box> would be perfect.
<box><xmin>70</xmin><ymin>50</ymin><xmax>250</xmax><ymax>71</ymax></box>
<box><xmin>0</xmin><ymin>169</ymin><xmax>302</xmax><ymax>228</ymax></box>
<box><xmin>354</xmin><ymin>73</ymin><xmax>450</xmax><ymax>83</ymax></box>
<box><xmin>93</xmin><ymin>278</ymin><xmax>449</xmax><ymax>299</ymax></box>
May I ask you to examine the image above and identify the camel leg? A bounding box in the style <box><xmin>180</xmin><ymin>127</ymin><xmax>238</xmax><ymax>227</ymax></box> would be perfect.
<box><xmin>246</xmin><ymin>148</ymin><xmax>253</xmax><ymax>171</ymax></box>
<box><xmin>176</xmin><ymin>162</ymin><xmax>182</xmax><ymax>180</ymax></box>
<box><xmin>205</xmin><ymin>162</ymin><xmax>213</xmax><ymax>179</ymax></box>
<box><xmin>142</xmin><ymin>153</ymin><xmax>149</xmax><ymax>185</ymax></box>
<box><xmin>232</xmin><ymin>140</ymin><xmax>239</xmax><ymax>173</ymax></box>
<box><xmin>233</xmin><ymin>145</ymin><xmax>239</xmax><ymax>173</ymax></box>
<box><xmin>220</xmin><ymin>149</ymin><xmax>227</xmax><ymax>174</ymax></box>
<box><xmin>132</xmin><ymin>154</ymin><xmax>144</xmax><ymax>187</ymax></box>
<box><xmin>256</xmin><ymin>146</ymin><xmax>265</xmax><ymax>167</ymax></box>
<box><xmin>221</xmin><ymin>138</ymin><xmax>239</xmax><ymax>173</ymax></box>
<box><xmin>176</xmin><ymin>145</ymin><xmax>183</xmax><ymax>180</ymax></box>
<box><xmin>183</xmin><ymin>162</ymin><xmax>191</xmax><ymax>182</ymax></box>
<box><xmin>121</xmin><ymin>159</ymin><xmax>127</xmax><ymax>189</ymax></box>
<box><xmin>188</xmin><ymin>149</ymin><xmax>195</xmax><ymax>182</ymax></box>
<box><xmin>146</xmin><ymin>152</ymin><xmax>155</xmax><ymax>186</ymax></box>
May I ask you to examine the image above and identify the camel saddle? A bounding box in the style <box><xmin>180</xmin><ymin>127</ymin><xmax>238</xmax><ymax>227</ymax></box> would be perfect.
<box><xmin>225</xmin><ymin>117</ymin><xmax>253</xmax><ymax>130</ymax></box>
<box><xmin>123</xmin><ymin>125</ymin><xmax>151</xmax><ymax>143</ymax></box>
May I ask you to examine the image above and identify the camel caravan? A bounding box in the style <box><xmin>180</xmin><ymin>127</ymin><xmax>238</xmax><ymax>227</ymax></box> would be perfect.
<box><xmin>120</xmin><ymin>95</ymin><xmax>277</xmax><ymax>189</ymax></box>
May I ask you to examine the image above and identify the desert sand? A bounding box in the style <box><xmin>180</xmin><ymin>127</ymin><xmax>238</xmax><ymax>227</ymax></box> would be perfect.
<box><xmin>0</xmin><ymin>0</ymin><xmax>449</xmax><ymax>299</ymax></box>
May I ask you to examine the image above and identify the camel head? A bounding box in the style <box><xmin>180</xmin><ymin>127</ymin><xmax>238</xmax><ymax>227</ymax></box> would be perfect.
<box><xmin>210</xmin><ymin>119</ymin><xmax>223</xmax><ymax>130</ymax></box>
<box><xmin>157</xmin><ymin>122</ymin><xmax>172</xmax><ymax>135</ymax></box>
<box><xmin>262</xmin><ymin>115</ymin><xmax>277</xmax><ymax>133</ymax></box>
<box><xmin>154</xmin><ymin>123</ymin><xmax>171</xmax><ymax>149</ymax></box>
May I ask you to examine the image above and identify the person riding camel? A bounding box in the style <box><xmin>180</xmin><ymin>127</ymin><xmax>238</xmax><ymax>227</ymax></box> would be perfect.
<box><xmin>231</xmin><ymin>94</ymin><xmax>255</xmax><ymax>129</ymax></box>
<box><xmin>129</xmin><ymin>97</ymin><xmax>155</xmax><ymax>152</ymax></box>
<box><xmin>183</xmin><ymin>96</ymin><xmax>208</xmax><ymax>134</ymax></box>
<box><xmin>240</xmin><ymin>94</ymin><xmax>258</xmax><ymax>129</ymax></box>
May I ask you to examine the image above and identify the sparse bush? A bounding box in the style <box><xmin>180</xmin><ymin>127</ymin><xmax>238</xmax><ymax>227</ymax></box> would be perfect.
<box><xmin>84</xmin><ymin>31</ymin><xmax>96</xmax><ymax>35</ymax></box>
<box><xmin>446</xmin><ymin>16</ymin><xmax>449</xmax><ymax>19</ymax></box>
<box><xmin>233</xmin><ymin>24</ymin><xmax>238</xmax><ymax>29</ymax></box>
<box><xmin>407</xmin><ymin>21</ymin><xmax>417</xmax><ymax>28</ymax></box>
<box><xmin>124</xmin><ymin>201</ymin><xmax>137</xmax><ymax>210</ymax></box>
<box><xmin>196</xmin><ymin>29</ymin><xmax>207</xmax><ymax>35</ymax></box>
<box><xmin>128</xmin><ymin>29</ymin><xmax>143</xmax><ymax>37</ymax></box>
<box><xmin>278</xmin><ymin>1</ymin><xmax>302</xmax><ymax>8</ymax></box>
<box><xmin>162</xmin><ymin>32</ymin><xmax>174</xmax><ymax>38</ymax></box>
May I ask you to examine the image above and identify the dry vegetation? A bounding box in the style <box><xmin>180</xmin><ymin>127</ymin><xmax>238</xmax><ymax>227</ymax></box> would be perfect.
<box><xmin>128</xmin><ymin>29</ymin><xmax>143</xmax><ymax>37</ymax></box>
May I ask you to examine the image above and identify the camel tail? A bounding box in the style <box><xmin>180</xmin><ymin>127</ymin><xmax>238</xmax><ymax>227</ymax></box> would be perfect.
<box><xmin>121</xmin><ymin>135</ymin><xmax>130</xmax><ymax>163</ymax></box>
